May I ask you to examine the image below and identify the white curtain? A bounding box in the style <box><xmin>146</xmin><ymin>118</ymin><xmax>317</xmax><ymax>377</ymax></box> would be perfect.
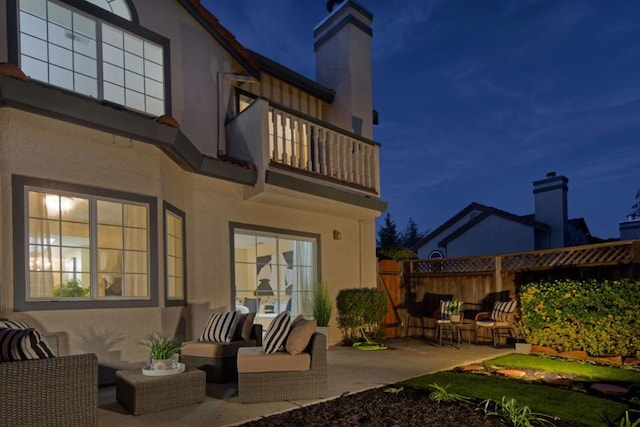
<box><xmin>29</xmin><ymin>192</ymin><xmax>55</xmax><ymax>297</ymax></box>
<box><xmin>295</xmin><ymin>240</ymin><xmax>314</xmax><ymax>317</ymax></box>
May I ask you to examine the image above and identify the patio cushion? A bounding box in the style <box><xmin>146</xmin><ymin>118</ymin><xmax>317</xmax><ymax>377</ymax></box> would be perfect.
<box><xmin>490</xmin><ymin>300</ymin><xmax>517</xmax><ymax>322</ymax></box>
<box><xmin>0</xmin><ymin>319</ymin><xmax>54</xmax><ymax>358</ymax></box>
<box><xmin>237</xmin><ymin>346</ymin><xmax>311</xmax><ymax>373</ymax></box>
<box><xmin>199</xmin><ymin>311</ymin><xmax>240</xmax><ymax>343</ymax></box>
<box><xmin>232</xmin><ymin>312</ymin><xmax>256</xmax><ymax>342</ymax></box>
<box><xmin>0</xmin><ymin>328</ymin><xmax>55</xmax><ymax>361</ymax></box>
<box><xmin>286</xmin><ymin>318</ymin><xmax>316</xmax><ymax>355</ymax></box>
<box><xmin>263</xmin><ymin>312</ymin><xmax>291</xmax><ymax>354</ymax></box>
<box><xmin>181</xmin><ymin>340</ymin><xmax>253</xmax><ymax>359</ymax></box>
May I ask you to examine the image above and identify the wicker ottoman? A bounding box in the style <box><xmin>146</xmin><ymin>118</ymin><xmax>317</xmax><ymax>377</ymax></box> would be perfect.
<box><xmin>116</xmin><ymin>368</ymin><xmax>206</xmax><ymax>415</ymax></box>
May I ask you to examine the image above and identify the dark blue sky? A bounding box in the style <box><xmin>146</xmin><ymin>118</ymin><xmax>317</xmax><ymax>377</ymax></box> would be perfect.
<box><xmin>203</xmin><ymin>0</ymin><xmax>640</xmax><ymax>240</ymax></box>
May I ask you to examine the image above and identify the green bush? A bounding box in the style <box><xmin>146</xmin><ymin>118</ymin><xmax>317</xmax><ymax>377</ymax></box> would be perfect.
<box><xmin>519</xmin><ymin>279</ymin><xmax>640</xmax><ymax>356</ymax></box>
<box><xmin>336</xmin><ymin>288</ymin><xmax>388</xmax><ymax>344</ymax></box>
<box><xmin>376</xmin><ymin>247</ymin><xmax>417</xmax><ymax>261</ymax></box>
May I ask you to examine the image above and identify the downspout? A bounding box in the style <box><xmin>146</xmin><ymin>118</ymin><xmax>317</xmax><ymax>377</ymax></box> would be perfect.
<box><xmin>358</xmin><ymin>219</ymin><xmax>363</xmax><ymax>287</ymax></box>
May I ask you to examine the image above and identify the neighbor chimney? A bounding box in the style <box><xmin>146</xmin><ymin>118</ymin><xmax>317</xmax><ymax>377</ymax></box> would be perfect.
<box><xmin>314</xmin><ymin>1</ymin><xmax>374</xmax><ymax>139</ymax></box>
<box><xmin>533</xmin><ymin>172</ymin><xmax>568</xmax><ymax>249</ymax></box>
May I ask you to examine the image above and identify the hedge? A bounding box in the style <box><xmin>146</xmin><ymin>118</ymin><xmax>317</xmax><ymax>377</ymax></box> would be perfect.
<box><xmin>336</xmin><ymin>288</ymin><xmax>388</xmax><ymax>344</ymax></box>
<box><xmin>519</xmin><ymin>279</ymin><xmax>640</xmax><ymax>356</ymax></box>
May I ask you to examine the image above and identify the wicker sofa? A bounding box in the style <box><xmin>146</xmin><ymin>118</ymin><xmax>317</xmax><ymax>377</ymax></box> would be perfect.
<box><xmin>237</xmin><ymin>332</ymin><xmax>327</xmax><ymax>403</ymax></box>
<box><xmin>181</xmin><ymin>323</ymin><xmax>262</xmax><ymax>383</ymax></box>
<box><xmin>0</xmin><ymin>353</ymin><xmax>98</xmax><ymax>427</ymax></box>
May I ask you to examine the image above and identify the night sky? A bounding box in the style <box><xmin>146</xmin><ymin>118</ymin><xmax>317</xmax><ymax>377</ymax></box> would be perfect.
<box><xmin>203</xmin><ymin>0</ymin><xmax>640</xmax><ymax>240</ymax></box>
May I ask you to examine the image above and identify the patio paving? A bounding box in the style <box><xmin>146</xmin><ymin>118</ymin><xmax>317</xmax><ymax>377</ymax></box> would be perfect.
<box><xmin>97</xmin><ymin>337</ymin><xmax>511</xmax><ymax>427</ymax></box>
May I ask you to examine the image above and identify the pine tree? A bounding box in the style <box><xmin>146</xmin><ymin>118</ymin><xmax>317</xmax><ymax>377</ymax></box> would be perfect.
<box><xmin>377</xmin><ymin>213</ymin><xmax>400</xmax><ymax>249</ymax></box>
<box><xmin>400</xmin><ymin>217</ymin><xmax>424</xmax><ymax>250</ymax></box>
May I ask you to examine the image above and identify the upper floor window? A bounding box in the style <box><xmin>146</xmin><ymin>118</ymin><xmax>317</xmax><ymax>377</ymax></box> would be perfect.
<box><xmin>17</xmin><ymin>0</ymin><xmax>165</xmax><ymax>116</ymax></box>
<box><xmin>86</xmin><ymin>0</ymin><xmax>132</xmax><ymax>20</ymax></box>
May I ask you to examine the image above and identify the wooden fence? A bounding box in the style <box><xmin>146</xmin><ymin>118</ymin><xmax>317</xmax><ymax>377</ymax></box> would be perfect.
<box><xmin>378</xmin><ymin>240</ymin><xmax>640</xmax><ymax>338</ymax></box>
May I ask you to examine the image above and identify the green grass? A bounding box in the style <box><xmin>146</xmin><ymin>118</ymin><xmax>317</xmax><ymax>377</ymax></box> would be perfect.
<box><xmin>485</xmin><ymin>354</ymin><xmax>640</xmax><ymax>383</ymax></box>
<box><xmin>402</xmin><ymin>371</ymin><xmax>629</xmax><ymax>427</ymax></box>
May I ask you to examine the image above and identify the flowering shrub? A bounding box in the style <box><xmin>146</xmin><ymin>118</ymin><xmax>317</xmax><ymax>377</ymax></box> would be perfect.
<box><xmin>519</xmin><ymin>279</ymin><xmax>640</xmax><ymax>356</ymax></box>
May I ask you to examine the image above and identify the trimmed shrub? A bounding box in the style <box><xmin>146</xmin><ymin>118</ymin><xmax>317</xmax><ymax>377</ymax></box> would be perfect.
<box><xmin>376</xmin><ymin>247</ymin><xmax>417</xmax><ymax>261</ymax></box>
<box><xmin>519</xmin><ymin>279</ymin><xmax>640</xmax><ymax>356</ymax></box>
<box><xmin>336</xmin><ymin>288</ymin><xmax>388</xmax><ymax>344</ymax></box>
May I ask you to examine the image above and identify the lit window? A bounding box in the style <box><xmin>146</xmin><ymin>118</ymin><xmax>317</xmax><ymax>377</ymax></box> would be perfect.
<box><xmin>26</xmin><ymin>188</ymin><xmax>150</xmax><ymax>301</ymax></box>
<box><xmin>233</xmin><ymin>226</ymin><xmax>318</xmax><ymax>324</ymax></box>
<box><xmin>164</xmin><ymin>203</ymin><xmax>186</xmax><ymax>306</ymax></box>
<box><xmin>18</xmin><ymin>0</ymin><xmax>165</xmax><ymax>116</ymax></box>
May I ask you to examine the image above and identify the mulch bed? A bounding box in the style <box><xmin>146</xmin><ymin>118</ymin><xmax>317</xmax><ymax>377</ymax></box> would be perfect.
<box><xmin>239</xmin><ymin>385</ymin><xmax>577</xmax><ymax>426</ymax></box>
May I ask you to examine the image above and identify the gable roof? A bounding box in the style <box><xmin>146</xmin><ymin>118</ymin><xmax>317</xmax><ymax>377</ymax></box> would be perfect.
<box><xmin>247</xmin><ymin>50</ymin><xmax>335</xmax><ymax>103</ymax></box>
<box><xmin>177</xmin><ymin>0</ymin><xmax>260</xmax><ymax>78</ymax></box>
<box><xmin>416</xmin><ymin>202</ymin><xmax>549</xmax><ymax>249</ymax></box>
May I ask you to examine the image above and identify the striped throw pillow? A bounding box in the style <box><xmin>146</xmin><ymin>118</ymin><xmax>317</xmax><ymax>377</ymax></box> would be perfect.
<box><xmin>439</xmin><ymin>300</ymin><xmax>451</xmax><ymax>320</ymax></box>
<box><xmin>490</xmin><ymin>300</ymin><xmax>517</xmax><ymax>322</ymax></box>
<box><xmin>0</xmin><ymin>328</ymin><xmax>55</xmax><ymax>361</ymax></box>
<box><xmin>0</xmin><ymin>319</ymin><xmax>55</xmax><ymax>358</ymax></box>
<box><xmin>199</xmin><ymin>311</ymin><xmax>240</xmax><ymax>342</ymax></box>
<box><xmin>263</xmin><ymin>311</ymin><xmax>291</xmax><ymax>354</ymax></box>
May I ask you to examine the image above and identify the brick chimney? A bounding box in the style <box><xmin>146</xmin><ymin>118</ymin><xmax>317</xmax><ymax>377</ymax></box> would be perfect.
<box><xmin>314</xmin><ymin>1</ymin><xmax>374</xmax><ymax>139</ymax></box>
<box><xmin>533</xmin><ymin>171</ymin><xmax>569</xmax><ymax>249</ymax></box>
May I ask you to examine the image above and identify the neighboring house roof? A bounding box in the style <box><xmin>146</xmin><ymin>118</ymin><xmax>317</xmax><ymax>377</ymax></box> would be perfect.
<box><xmin>568</xmin><ymin>218</ymin><xmax>606</xmax><ymax>244</ymax></box>
<box><xmin>177</xmin><ymin>0</ymin><xmax>260</xmax><ymax>78</ymax></box>
<box><xmin>247</xmin><ymin>50</ymin><xmax>335</xmax><ymax>104</ymax></box>
<box><xmin>416</xmin><ymin>202</ymin><xmax>549</xmax><ymax>249</ymax></box>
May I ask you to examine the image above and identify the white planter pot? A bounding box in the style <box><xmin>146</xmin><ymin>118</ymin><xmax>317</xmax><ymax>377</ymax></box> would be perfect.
<box><xmin>151</xmin><ymin>353</ymin><xmax>180</xmax><ymax>370</ymax></box>
<box><xmin>316</xmin><ymin>326</ymin><xmax>329</xmax><ymax>349</ymax></box>
<box><xmin>449</xmin><ymin>314</ymin><xmax>461</xmax><ymax>323</ymax></box>
<box><xmin>515</xmin><ymin>343</ymin><xmax>532</xmax><ymax>355</ymax></box>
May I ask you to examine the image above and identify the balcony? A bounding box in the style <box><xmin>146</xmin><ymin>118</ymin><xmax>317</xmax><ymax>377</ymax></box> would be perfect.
<box><xmin>226</xmin><ymin>98</ymin><xmax>385</xmax><ymax>217</ymax></box>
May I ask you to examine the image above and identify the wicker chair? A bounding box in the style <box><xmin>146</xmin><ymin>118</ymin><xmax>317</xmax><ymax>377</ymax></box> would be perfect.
<box><xmin>475</xmin><ymin>300</ymin><xmax>518</xmax><ymax>347</ymax></box>
<box><xmin>0</xmin><ymin>353</ymin><xmax>98</xmax><ymax>427</ymax></box>
<box><xmin>238</xmin><ymin>332</ymin><xmax>327</xmax><ymax>403</ymax></box>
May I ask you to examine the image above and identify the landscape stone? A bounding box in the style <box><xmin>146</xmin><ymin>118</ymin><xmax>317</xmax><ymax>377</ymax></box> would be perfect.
<box><xmin>591</xmin><ymin>383</ymin><xmax>629</xmax><ymax>396</ymax></box>
<box><xmin>542</xmin><ymin>373</ymin><xmax>573</xmax><ymax>386</ymax></box>
<box><xmin>462</xmin><ymin>364</ymin><xmax>485</xmax><ymax>372</ymax></box>
<box><xmin>558</xmin><ymin>350</ymin><xmax>588</xmax><ymax>360</ymax></box>
<box><xmin>589</xmin><ymin>355</ymin><xmax>622</xmax><ymax>366</ymax></box>
<box><xmin>497</xmin><ymin>369</ymin><xmax>526</xmax><ymax>378</ymax></box>
<box><xmin>531</xmin><ymin>345</ymin><xmax>559</xmax><ymax>356</ymax></box>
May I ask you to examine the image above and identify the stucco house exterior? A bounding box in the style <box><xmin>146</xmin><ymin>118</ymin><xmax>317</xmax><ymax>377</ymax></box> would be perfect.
<box><xmin>416</xmin><ymin>172</ymin><xmax>602</xmax><ymax>259</ymax></box>
<box><xmin>0</xmin><ymin>0</ymin><xmax>385</xmax><ymax>373</ymax></box>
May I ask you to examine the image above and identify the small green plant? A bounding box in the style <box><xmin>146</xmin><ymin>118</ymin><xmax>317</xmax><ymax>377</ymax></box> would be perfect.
<box><xmin>140</xmin><ymin>332</ymin><xmax>181</xmax><ymax>360</ymax></box>
<box><xmin>449</xmin><ymin>298</ymin><xmax>462</xmax><ymax>314</ymax></box>
<box><xmin>619</xmin><ymin>410</ymin><xmax>640</xmax><ymax>427</ymax></box>
<box><xmin>53</xmin><ymin>278</ymin><xmax>89</xmax><ymax>297</ymax></box>
<box><xmin>478</xmin><ymin>397</ymin><xmax>558</xmax><ymax>427</ymax></box>
<box><xmin>428</xmin><ymin>383</ymin><xmax>473</xmax><ymax>404</ymax></box>
<box><xmin>383</xmin><ymin>386</ymin><xmax>404</xmax><ymax>395</ymax></box>
<box><xmin>312</xmin><ymin>281</ymin><xmax>333</xmax><ymax>327</ymax></box>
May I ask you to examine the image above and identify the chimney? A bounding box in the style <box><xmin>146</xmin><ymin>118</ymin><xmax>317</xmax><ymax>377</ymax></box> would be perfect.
<box><xmin>314</xmin><ymin>1</ymin><xmax>374</xmax><ymax>139</ymax></box>
<box><xmin>533</xmin><ymin>172</ymin><xmax>568</xmax><ymax>249</ymax></box>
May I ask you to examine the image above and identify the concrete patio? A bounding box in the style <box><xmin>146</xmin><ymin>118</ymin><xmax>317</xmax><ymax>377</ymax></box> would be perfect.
<box><xmin>97</xmin><ymin>338</ymin><xmax>511</xmax><ymax>426</ymax></box>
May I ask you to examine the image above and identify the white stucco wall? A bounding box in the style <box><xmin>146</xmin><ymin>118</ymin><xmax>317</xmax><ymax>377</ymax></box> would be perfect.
<box><xmin>0</xmin><ymin>109</ymin><xmax>378</xmax><ymax>365</ymax></box>
<box><xmin>445</xmin><ymin>216</ymin><xmax>534</xmax><ymax>258</ymax></box>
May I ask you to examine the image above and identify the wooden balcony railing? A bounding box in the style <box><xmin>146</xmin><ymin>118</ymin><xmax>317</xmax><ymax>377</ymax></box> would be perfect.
<box><xmin>268</xmin><ymin>105</ymin><xmax>379</xmax><ymax>192</ymax></box>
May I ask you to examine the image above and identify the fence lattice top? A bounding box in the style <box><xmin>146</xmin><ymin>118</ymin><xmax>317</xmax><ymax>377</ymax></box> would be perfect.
<box><xmin>408</xmin><ymin>240</ymin><xmax>638</xmax><ymax>274</ymax></box>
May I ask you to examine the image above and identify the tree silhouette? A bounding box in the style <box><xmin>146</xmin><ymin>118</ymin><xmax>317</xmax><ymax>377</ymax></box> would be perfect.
<box><xmin>400</xmin><ymin>217</ymin><xmax>425</xmax><ymax>250</ymax></box>
<box><xmin>377</xmin><ymin>213</ymin><xmax>400</xmax><ymax>249</ymax></box>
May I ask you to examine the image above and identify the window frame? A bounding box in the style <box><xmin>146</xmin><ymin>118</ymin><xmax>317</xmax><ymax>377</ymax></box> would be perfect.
<box><xmin>163</xmin><ymin>201</ymin><xmax>187</xmax><ymax>307</ymax></box>
<box><xmin>229</xmin><ymin>222</ymin><xmax>321</xmax><ymax>317</ymax></box>
<box><xmin>7</xmin><ymin>0</ymin><xmax>172</xmax><ymax>116</ymax></box>
<box><xmin>12</xmin><ymin>175</ymin><xmax>159</xmax><ymax>311</ymax></box>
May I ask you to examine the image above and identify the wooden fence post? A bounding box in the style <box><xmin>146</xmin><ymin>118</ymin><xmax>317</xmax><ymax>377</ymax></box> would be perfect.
<box><xmin>495</xmin><ymin>255</ymin><xmax>503</xmax><ymax>292</ymax></box>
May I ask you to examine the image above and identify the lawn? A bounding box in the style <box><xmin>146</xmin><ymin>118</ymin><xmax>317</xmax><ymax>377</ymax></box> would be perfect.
<box><xmin>402</xmin><ymin>354</ymin><xmax>640</xmax><ymax>427</ymax></box>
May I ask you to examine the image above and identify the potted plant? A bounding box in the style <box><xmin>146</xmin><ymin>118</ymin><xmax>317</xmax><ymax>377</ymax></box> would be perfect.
<box><xmin>312</xmin><ymin>281</ymin><xmax>332</xmax><ymax>348</ymax></box>
<box><xmin>449</xmin><ymin>299</ymin><xmax>463</xmax><ymax>323</ymax></box>
<box><xmin>140</xmin><ymin>332</ymin><xmax>182</xmax><ymax>370</ymax></box>
<box><xmin>53</xmin><ymin>278</ymin><xmax>90</xmax><ymax>297</ymax></box>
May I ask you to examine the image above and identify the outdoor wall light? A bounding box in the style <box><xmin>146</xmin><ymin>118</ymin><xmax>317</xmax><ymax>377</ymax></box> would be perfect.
<box><xmin>333</xmin><ymin>229</ymin><xmax>342</xmax><ymax>240</ymax></box>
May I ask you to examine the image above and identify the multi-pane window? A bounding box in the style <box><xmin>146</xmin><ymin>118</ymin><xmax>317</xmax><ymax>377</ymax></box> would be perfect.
<box><xmin>233</xmin><ymin>228</ymin><xmax>318</xmax><ymax>324</ymax></box>
<box><xmin>85</xmin><ymin>0</ymin><xmax>132</xmax><ymax>20</ymax></box>
<box><xmin>26</xmin><ymin>188</ymin><xmax>150</xmax><ymax>300</ymax></box>
<box><xmin>165</xmin><ymin>205</ymin><xmax>185</xmax><ymax>305</ymax></box>
<box><xmin>18</xmin><ymin>0</ymin><xmax>165</xmax><ymax>116</ymax></box>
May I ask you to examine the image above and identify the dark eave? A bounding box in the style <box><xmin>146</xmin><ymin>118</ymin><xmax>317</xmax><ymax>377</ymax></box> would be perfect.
<box><xmin>0</xmin><ymin>74</ymin><xmax>257</xmax><ymax>185</ymax></box>
<box><xmin>266</xmin><ymin>170</ymin><xmax>387</xmax><ymax>212</ymax></box>
<box><xmin>177</xmin><ymin>0</ymin><xmax>260</xmax><ymax>80</ymax></box>
<box><xmin>248</xmin><ymin>49</ymin><xmax>335</xmax><ymax>104</ymax></box>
